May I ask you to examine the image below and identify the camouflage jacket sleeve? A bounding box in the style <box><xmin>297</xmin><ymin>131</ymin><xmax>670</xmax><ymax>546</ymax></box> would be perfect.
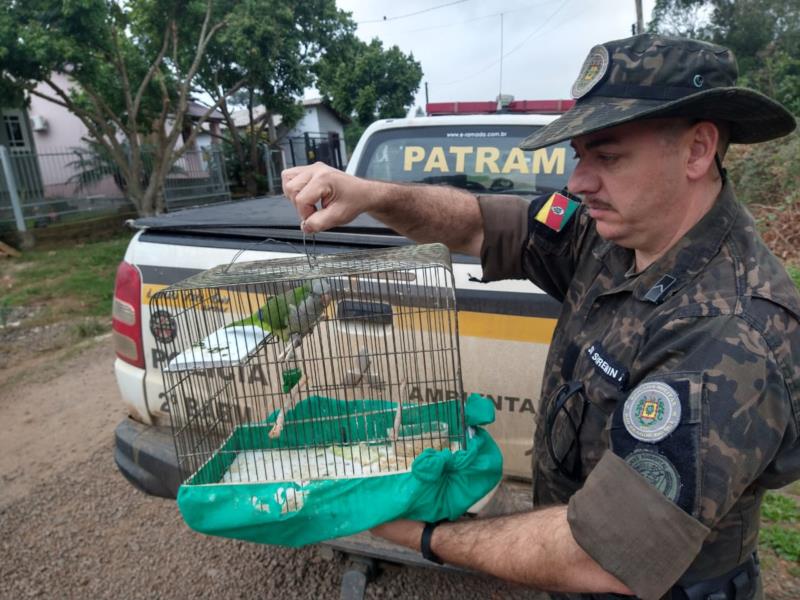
<box><xmin>566</xmin><ymin>306</ymin><xmax>799</xmax><ymax>600</ymax></box>
<box><xmin>477</xmin><ymin>193</ymin><xmax>594</xmax><ymax>302</ymax></box>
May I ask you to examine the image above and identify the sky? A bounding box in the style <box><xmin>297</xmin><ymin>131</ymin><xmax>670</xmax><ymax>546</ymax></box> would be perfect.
<box><xmin>333</xmin><ymin>0</ymin><xmax>657</xmax><ymax>112</ymax></box>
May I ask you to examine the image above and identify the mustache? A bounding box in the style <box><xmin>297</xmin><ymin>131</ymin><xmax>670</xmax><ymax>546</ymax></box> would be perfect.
<box><xmin>584</xmin><ymin>197</ymin><xmax>613</xmax><ymax>210</ymax></box>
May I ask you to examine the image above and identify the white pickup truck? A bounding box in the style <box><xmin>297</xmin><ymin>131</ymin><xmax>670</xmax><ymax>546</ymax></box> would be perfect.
<box><xmin>112</xmin><ymin>103</ymin><xmax>577</xmax><ymax>585</ymax></box>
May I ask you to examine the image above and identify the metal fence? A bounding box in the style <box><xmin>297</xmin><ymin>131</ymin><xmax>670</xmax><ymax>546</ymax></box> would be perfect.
<box><xmin>279</xmin><ymin>132</ymin><xmax>346</xmax><ymax>171</ymax></box>
<box><xmin>0</xmin><ymin>144</ymin><xmax>231</xmax><ymax>233</ymax></box>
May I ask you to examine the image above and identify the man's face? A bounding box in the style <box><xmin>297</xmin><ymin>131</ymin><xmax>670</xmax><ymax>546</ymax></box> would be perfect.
<box><xmin>567</xmin><ymin>118</ymin><xmax>693</xmax><ymax>253</ymax></box>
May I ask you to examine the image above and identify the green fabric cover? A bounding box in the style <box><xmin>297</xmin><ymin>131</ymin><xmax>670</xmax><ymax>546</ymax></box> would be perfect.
<box><xmin>177</xmin><ymin>393</ymin><xmax>502</xmax><ymax>547</ymax></box>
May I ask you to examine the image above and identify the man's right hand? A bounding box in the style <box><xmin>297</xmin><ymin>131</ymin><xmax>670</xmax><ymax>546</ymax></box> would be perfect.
<box><xmin>281</xmin><ymin>161</ymin><xmax>485</xmax><ymax>256</ymax></box>
<box><xmin>281</xmin><ymin>162</ymin><xmax>377</xmax><ymax>234</ymax></box>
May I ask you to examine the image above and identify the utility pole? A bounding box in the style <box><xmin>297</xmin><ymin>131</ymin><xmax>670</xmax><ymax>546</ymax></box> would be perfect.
<box><xmin>635</xmin><ymin>0</ymin><xmax>644</xmax><ymax>34</ymax></box>
<box><xmin>498</xmin><ymin>13</ymin><xmax>504</xmax><ymax>103</ymax></box>
<box><xmin>424</xmin><ymin>81</ymin><xmax>429</xmax><ymax>107</ymax></box>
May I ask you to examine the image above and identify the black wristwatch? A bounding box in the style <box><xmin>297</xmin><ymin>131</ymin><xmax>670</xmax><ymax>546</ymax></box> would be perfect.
<box><xmin>421</xmin><ymin>521</ymin><xmax>445</xmax><ymax>564</ymax></box>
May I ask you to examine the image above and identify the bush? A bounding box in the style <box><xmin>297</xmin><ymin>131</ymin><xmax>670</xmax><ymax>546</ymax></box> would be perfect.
<box><xmin>726</xmin><ymin>130</ymin><xmax>800</xmax><ymax>207</ymax></box>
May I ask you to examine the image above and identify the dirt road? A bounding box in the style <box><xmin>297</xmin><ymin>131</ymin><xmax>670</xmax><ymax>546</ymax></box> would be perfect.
<box><xmin>0</xmin><ymin>338</ymin><xmax>541</xmax><ymax>599</ymax></box>
<box><xmin>2</xmin><ymin>337</ymin><xmax>797</xmax><ymax>599</ymax></box>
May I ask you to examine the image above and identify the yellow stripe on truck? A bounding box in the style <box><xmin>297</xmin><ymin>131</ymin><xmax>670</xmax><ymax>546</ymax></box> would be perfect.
<box><xmin>458</xmin><ymin>311</ymin><xmax>556</xmax><ymax>344</ymax></box>
<box><xmin>143</xmin><ymin>284</ymin><xmax>556</xmax><ymax>344</ymax></box>
<box><xmin>142</xmin><ymin>284</ymin><xmax>168</xmax><ymax>304</ymax></box>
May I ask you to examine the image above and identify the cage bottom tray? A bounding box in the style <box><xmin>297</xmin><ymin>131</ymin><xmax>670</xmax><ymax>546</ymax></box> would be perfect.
<box><xmin>220</xmin><ymin>439</ymin><xmax>462</xmax><ymax>484</ymax></box>
<box><xmin>176</xmin><ymin>394</ymin><xmax>503</xmax><ymax>548</ymax></box>
<box><xmin>187</xmin><ymin>395</ymin><xmax>465</xmax><ymax>486</ymax></box>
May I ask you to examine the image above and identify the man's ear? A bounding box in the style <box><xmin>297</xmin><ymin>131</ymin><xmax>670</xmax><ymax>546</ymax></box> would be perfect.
<box><xmin>686</xmin><ymin>121</ymin><xmax>720</xmax><ymax>181</ymax></box>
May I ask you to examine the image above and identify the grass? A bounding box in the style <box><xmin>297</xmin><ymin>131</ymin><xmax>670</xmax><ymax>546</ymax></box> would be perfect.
<box><xmin>760</xmin><ymin>525</ymin><xmax>800</xmax><ymax>562</ymax></box>
<box><xmin>762</xmin><ymin>492</ymin><xmax>799</xmax><ymax>523</ymax></box>
<box><xmin>760</xmin><ymin>492</ymin><xmax>800</xmax><ymax>563</ymax></box>
<box><xmin>788</xmin><ymin>265</ymin><xmax>800</xmax><ymax>290</ymax></box>
<box><xmin>0</xmin><ymin>233</ymin><xmax>132</xmax><ymax>324</ymax></box>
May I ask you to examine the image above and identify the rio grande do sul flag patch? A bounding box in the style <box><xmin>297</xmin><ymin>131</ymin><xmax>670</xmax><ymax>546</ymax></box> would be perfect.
<box><xmin>534</xmin><ymin>192</ymin><xmax>579</xmax><ymax>232</ymax></box>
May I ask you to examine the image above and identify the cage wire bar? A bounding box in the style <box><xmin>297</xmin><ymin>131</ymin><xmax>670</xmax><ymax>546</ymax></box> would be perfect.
<box><xmin>152</xmin><ymin>244</ymin><xmax>466</xmax><ymax>495</ymax></box>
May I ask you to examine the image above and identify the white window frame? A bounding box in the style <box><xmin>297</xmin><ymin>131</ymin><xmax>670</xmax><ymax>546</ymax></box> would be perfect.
<box><xmin>3</xmin><ymin>109</ymin><xmax>33</xmax><ymax>154</ymax></box>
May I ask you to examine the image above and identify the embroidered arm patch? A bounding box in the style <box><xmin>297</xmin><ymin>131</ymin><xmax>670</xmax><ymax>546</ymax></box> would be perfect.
<box><xmin>534</xmin><ymin>191</ymin><xmax>579</xmax><ymax>232</ymax></box>
<box><xmin>609</xmin><ymin>375</ymin><xmax>701</xmax><ymax>517</ymax></box>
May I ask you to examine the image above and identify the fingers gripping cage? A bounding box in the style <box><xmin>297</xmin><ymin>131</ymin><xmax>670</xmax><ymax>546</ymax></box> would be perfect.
<box><xmin>150</xmin><ymin>243</ymin><xmax>467</xmax><ymax>494</ymax></box>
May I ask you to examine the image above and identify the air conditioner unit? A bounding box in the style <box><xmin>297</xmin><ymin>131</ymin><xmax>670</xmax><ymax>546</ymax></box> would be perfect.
<box><xmin>30</xmin><ymin>115</ymin><xmax>48</xmax><ymax>132</ymax></box>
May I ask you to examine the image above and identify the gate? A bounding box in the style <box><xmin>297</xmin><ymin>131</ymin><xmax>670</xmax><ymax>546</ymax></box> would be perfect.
<box><xmin>280</xmin><ymin>132</ymin><xmax>345</xmax><ymax>170</ymax></box>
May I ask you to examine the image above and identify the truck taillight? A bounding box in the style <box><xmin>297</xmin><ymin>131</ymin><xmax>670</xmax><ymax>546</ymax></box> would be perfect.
<box><xmin>112</xmin><ymin>261</ymin><xmax>145</xmax><ymax>368</ymax></box>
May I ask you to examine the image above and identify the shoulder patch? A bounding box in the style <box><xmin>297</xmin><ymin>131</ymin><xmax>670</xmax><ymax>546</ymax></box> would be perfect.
<box><xmin>624</xmin><ymin>449</ymin><xmax>681</xmax><ymax>502</ymax></box>
<box><xmin>534</xmin><ymin>192</ymin><xmax>579</xmax><ymax>233</ymax></box>
<box><xmin>623</xmin><ymin>381</ymin><xmax>681</xmax><ymax>442</ymax></box>
<box><xmin>609</xmin><ymin>375</ymin><xmax>701</xmax><ymax>517</ymax></box>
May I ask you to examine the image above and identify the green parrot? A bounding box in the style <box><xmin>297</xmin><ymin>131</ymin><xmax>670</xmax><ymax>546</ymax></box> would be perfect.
<box><xmin>228</xmin><ymin>282</ymin><xmax>313</xmax><ymax>341</ymax></box>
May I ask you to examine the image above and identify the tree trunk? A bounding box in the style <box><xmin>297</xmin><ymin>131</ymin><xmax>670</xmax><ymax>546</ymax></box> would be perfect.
<box><xmin>246</xmin><ymin>112</ymin><xmax>262</xmax><ymax>196</ymax></box>
<box><xmin>155</xmin><ymin>187</ymin><xmax>166</xmax><ymax>214</ymax></box>
<box><xmin>124</xmin><ymin>165</ymin><xmax>147</xmax><ymax>216</ymax></box>
<box><xmin>127</xmin><ymin>189</ymin><xmax>149</xmax><ymax>216</ymax></box>
<box><xmin>244</xmin><ymin>169</ymin><xmax>259</xmax><ymax>196</ymax></box>
<box><xmin>138</xmin><ymin>186</ymin><xmax>158</xmax><ymax>216</ymax></box>
<box><xmin>225</xmin><ymin>125</ymin><xmax>249</xmax><ymax>189</ymax></box>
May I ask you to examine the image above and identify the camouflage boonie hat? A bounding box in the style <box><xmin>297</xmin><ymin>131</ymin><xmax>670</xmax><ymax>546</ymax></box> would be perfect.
<box><xmin>520</xmin><ymin>33</ymin><xmax>796</xmax><ymax>150</ymax></box>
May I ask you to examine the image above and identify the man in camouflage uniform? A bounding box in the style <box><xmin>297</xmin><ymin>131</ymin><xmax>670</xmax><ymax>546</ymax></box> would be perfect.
<box><xmin>282</xmin><ymin>34</ymin><xmax>800</xmax><ymax>600</ymax></box>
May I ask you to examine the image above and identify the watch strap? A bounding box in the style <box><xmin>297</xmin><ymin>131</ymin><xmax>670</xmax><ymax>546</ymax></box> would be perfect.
<box><xmin>421</xmin><ymin>520</ymin><xmax>445</xmax><ymax>564</ymax></box>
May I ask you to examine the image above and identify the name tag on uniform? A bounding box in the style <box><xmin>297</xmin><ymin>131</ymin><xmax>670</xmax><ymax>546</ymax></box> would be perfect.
<box><xmin>586</xmin><ymin>341</ymin><xmax>629</xmax><ymax>389</ymax></box>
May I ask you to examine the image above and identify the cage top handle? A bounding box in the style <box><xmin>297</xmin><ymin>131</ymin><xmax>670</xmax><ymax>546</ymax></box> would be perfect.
<box><xmin>223</xmin><ymin>236</ymin><xmax>304</xmax><ymax>273</ymax></box>
<box><xmin>302</xmin><ymin>222</ymin><xmax>318</xmax><ymax>269</ymax></box>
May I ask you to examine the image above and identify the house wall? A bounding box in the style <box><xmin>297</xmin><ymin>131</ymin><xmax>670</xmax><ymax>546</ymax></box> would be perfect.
<box><xmin>26</xmin><ymin>76</ymin><xmax>224</xmax><ymax>198</ymax></box>
<box><xmin>315</xmin><ymin>106</ymin><xmax>344</xmax><ymax>138</ymax></box>
<box><xmin>280</xmin><ymin>104</ymin><xmax>348</xmax><ymax>168</ymax></box>
<box><xmin>285</xmin><ymin>107</ymin><xmax>321</xmax><ymax>139</ymax></box>
<box><xmin>27</xmin><ymin>72</ymin><xmax>90</xmax><ymax>155</ymax></box>
<box><xmin>24</xmin><ymin>74</ymin><xmax>122</xmax><ymax>198</ymax></box>
<box><xmin>195</xmin><ymin>132</ymin><xmax>214</xmax><ymax>152</ymax></box>
<box><xmin>316</xmin><ymin>105</ymin><xmax>347</xmax><ymax>164</ymax></box>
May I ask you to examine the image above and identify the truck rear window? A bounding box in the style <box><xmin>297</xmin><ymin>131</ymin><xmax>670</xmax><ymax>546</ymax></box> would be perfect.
<box><xmin>355</xmin><ymin>125</ymin><xmax>576</xmax><ymax>195</ymax></box>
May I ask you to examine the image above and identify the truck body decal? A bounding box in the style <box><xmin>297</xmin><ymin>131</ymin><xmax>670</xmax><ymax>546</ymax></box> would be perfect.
<box><xmin>403</xmin><ymin>145</ymin><xmax>566</xmax><ymax>175</ymax></box>
<box><xmin>408</xmin><ymin>385</ymin><xmax>537</xmax><ymax>414</ymax></box>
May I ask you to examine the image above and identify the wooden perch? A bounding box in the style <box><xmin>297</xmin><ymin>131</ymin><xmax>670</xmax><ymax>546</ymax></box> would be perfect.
<box><xmin>269</xmin><ymin>375</ymin><xmax>308</xmax><ymax>439</ymax></box>
<box><xmin>389</xmin><ymin>379</ymin><xmax>408</xmax><ymax>442</ymax></box>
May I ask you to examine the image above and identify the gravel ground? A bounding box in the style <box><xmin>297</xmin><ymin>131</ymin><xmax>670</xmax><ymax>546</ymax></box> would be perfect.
<box><xmin>0</xmin><ymin>444</ymin><xmax>545</xmax><ymax>600</ymax></box>
<box><xmin>0</xmin><ymin>338</ymin><xmax>545</xmax><ymax>600</ymax></box>
<box><xmin>5</xmin><ymin>337</ymin><xmax>793</xmax><ymax>599</ymax></box>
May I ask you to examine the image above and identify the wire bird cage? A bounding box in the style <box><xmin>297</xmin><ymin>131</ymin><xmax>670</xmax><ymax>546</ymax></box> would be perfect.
<box><xmin>152</xmin><ymin>243</ymin><xmax>469</xmax><ymax>505</ymax></box>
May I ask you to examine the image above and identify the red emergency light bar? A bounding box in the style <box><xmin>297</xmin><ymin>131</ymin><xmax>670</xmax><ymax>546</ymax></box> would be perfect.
<box><xmin>426</xmin><ymin>99</ymin><xmax>575</xmax><ymax>116</ymax></box>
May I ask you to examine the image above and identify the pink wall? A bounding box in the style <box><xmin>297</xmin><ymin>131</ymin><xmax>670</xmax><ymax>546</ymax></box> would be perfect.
<box><xmin>27</xmin><ymin>73</ymin><xmax>91</xmax><ymax>155</ymax></box>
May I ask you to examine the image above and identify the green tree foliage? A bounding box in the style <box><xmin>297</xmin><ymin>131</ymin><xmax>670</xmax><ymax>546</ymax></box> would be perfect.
<box><xmin>315</xmin><ymin>36</ymin><xmax>423</xmax><ymax>129</ymax></box>
<box><xmin>649</xmin><ymin>0</ymin><xmax>800</xmax><ymax>114</ymax></box>
<box><xmin>0</xmin><ymin>0</ymin><xmax>237</xmax><ymax>216</ymax></box>
<box><xmin>0</xmin><ymin>0</ymin><xmax>358</xmax><ymax>211</ymax></box>
<box><xmin>186</xmin><ymin>0</ymin><xmax>353</xmax><ymax>194</ymax></box>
